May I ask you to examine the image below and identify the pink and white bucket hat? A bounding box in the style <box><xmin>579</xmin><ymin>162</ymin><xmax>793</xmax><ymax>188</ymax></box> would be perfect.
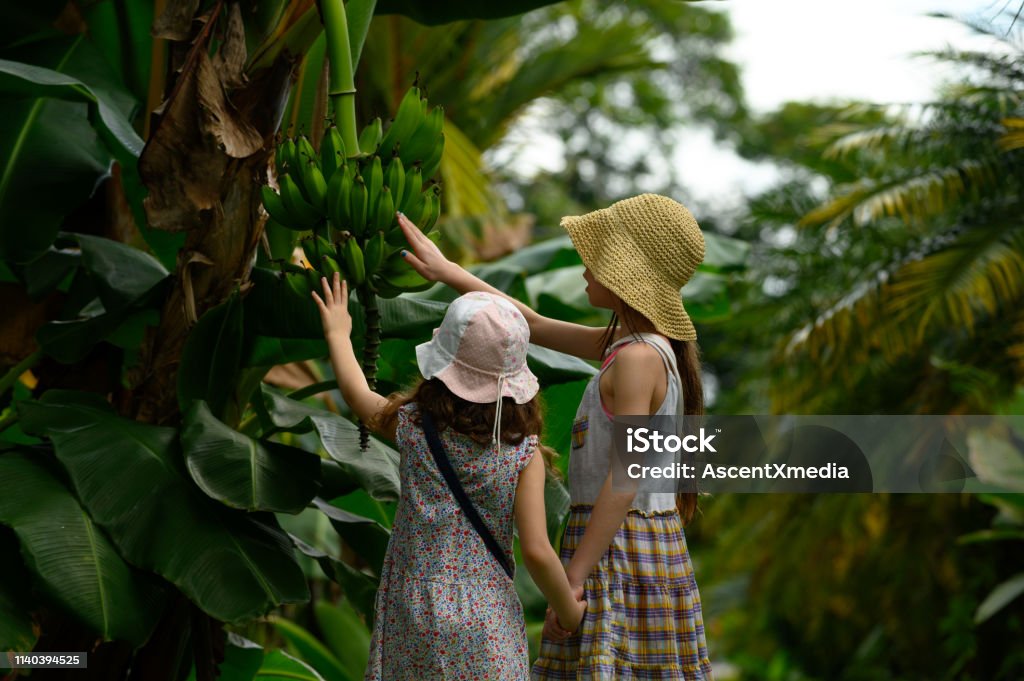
<box><xmin>416</xmin><ymin>292</ymin><xmax>540</xmax><ymax>442</ymax></box>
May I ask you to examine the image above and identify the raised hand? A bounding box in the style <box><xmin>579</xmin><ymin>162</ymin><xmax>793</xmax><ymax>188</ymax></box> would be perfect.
<box><xmin>396</xmin><ymin>211</ymin><xmax>454</xmax><ymax>282</ymax></box>
<box><xmin>310</xmin><ymin>271</ymin><xmax>352</xmax><ymax>340</ymax></box>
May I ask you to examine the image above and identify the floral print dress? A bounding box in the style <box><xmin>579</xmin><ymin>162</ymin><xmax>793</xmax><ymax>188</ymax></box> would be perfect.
<box><xmin>365</xmin><ymin>402</ymin><xmax>538</xmax><ymax>681</ymax></box>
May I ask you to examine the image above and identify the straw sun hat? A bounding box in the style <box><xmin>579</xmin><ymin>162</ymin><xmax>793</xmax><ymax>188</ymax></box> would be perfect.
<box><xmin>561</xmin><ymin>193</ymin><xmax>705</xmax><ymax>341</ymax></box>
<box><xmin>416</xmin><ymin>292</ymin><xmax>539</xmax><ymax>443</ymax></box>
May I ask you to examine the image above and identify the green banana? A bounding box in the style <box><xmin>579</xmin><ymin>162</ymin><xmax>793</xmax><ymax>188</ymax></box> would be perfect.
<box><xmin>365</xmin><ymin>155</ymin><xmax>384</xmax><ymax>222</ymax></box>
<box><xmin>294</xmin><ymin>137</ymin><xmax>326</xmax><ymax>211</ymax></box>
<box><xmin>421</xmin><ymin>132</ymin><xmax>445</xmax><ymax>180</ymax></box>
<box><xmin>371</xmin><ymin>276</ymin><xmax>403</xmax><ymax>299</ymax></box>
<box><xmin>300</xmin><ymin>237</ymin><xmax>318</xmax><ymax>269</ymax></box>
<box><xmin>303</xmin><ymin>162</ymin><xmax>329</xmax><ymax>213</ymax></box>
<box><xmin>358</xmin><ymin>117</ymin><xmax>383</xmax><ymax>155</ymax></box>
<box><xmin>364</xmin><ymin>230</ymin><xmax>385</xmax><ymax>278</ymax></box>
<box><xmin>420</xmin><ymin>186</ymin><xmax>440</xmax><ymax>233</ymax></box>
<box><xmin>320</xmin><ymin>253</ymin><xmax>343</xmax><ymax>278</ymax></box>
<box><xmin>321</xmin><ymin>126</ymin><xmax>345</xmax><ymax>179</ymax></box>
<box><xmin>284</xmin><ymin>269</ymin><xmax>315</xmax><ymax>301</ymax></box>
<box><xmin>297</xmin><ymin>135</ymin><xmax>318</xmax><ymax>166</ymax></box>
<box><xmin>327</xmin><ymin>162</ymin><xmax>353</xmax><ymax>231</ymax></box>
<box><xmin>261</xmin><ymin>186</ymin><xmax>299</xmax><ymax>230</ymax></box>
<box><xmin>378</xmin><ymin>86</ymin><xmax>423</xmax><ymax>158</ymax></box>
<box><xmin>341</xmin><ymin>236</ymin><xmax>366</xmax><ymax>285</ymax></box>
<box><xmin>399</xmin><ymin>165</ymin><xmax>423</xmax><ymax>216</ymax></box>
<box><xmin>403</xmin><ymin>187</ymin><xmax>427</xmax><ymax>227</ymax></box>
<box><xmin>277</xmin><ymin>137</ymin><xmax>298</xmax><ymax>173</ymax></box>
<box><xmin>279</xmin><ymin>174</ymin><xmax>321</xmax><ymax>229</ymax></box>
<box><xmin>378</xmin><ymin>250</ymin><xmax>432</xmax><ymax>290</ymax></box>
<box><xmin>349</xmin><ymin>175</ymin><xmax>368</xmax><ymax>238</ymax></box>
<box><xmin>385</xmin><ymin>156</ymin><xmax>405</xmax><ymax>208</ymax></box>
<box><xmin>374</xmin><ymin>185</ymin><xmax>395</xmax><ymax>234</ymax></box>
<box><xmin>399</xmin><ymin>106</ymin><xmax>444</xmax><ymax>165</ymax></box>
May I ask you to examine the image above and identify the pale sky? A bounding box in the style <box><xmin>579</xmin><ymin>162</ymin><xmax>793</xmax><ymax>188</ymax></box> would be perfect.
<box><xmin>492</xmin><ymin>0</ymin><xmax>1018</xmax><ymax>211</ymax></box>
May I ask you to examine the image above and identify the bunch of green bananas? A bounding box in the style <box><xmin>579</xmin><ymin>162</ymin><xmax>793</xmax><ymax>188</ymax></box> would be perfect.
<box><xmin>261</xmin><ymin>86</ymin><xmax>445</xmax><ymax>298</ymax></box>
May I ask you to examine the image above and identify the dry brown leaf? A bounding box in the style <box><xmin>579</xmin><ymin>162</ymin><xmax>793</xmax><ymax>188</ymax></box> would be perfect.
<box><xmin>152</xmin><ymin>0</ymin><xmax>202</xmax><ymax>40</ymax></box>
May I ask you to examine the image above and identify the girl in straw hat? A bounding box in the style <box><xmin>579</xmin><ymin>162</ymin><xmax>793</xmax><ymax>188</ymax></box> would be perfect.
<box><xmin>396</xmin><ymin>193</ymin><xmax>713</xmax><ymax>681</ymax></box>
<box><xmin>313</xmin><ymin>274</ymin><xmax>587</xmax><ymax>681</ymax></box>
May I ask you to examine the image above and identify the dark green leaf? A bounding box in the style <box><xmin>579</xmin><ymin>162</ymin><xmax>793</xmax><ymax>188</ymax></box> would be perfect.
<box><xmin>243</xmin><ymin>336</ymin><xmax>328</xmax><ymax>368</ymax></box>
<box><xmin>313</xmin><ymin>498</ymin><xmax>391</xmax><ymax>576</ymax></box>
<box><xmin>18</xmin><ymin>391</ymin><xmax>310</xmax><ymax>623</ymax></box>
<box><xmin>74</xmin><ymin>233</ymin><xmax>169</xmax><ymax>312</ymax></box>
<box><xmin>244</xmin><ymin>267</ymin><xmax>326</xmax><ymax>339</ymax></box>
<box><xmin>0</xmin><ymin>35</ymin><xmax>139</xmax><ymax>263</ymax></box>
<box><xmin>178</xmin><ymin>291</ymin><xmax>244</xmax><ymax>420</ymax></box>
<box><xmin>260</xmin><ymin>386</ymin><xmax>401</xmax><ymax>501</ymax></box>
<box><xmin>0</xmin><ymin>452</ymin><xmax>164</xmax><ymax>645</ymax></box>
<box><xmin>0</xmin><ymin>57</ymin><xmax>142</xmax><ymax>165</ymax></box>
<box><xmin>12</xmin><ymin>245</ymin><xmax>80</xmax><ymax>301</ymax></box>
<box><xmin>216</xmin><ymin>633</ymin><xmax>264</xmax><ymax>681</ymax></box>
<box><xmin>289</xmin><ymin>534</ymin><xmax>378</xmax><ymax>624</ymax></box>
<box><xmin>181</xmin><ymin>400</ymin><xmax>321</xmax><ymax>514</ymax></box>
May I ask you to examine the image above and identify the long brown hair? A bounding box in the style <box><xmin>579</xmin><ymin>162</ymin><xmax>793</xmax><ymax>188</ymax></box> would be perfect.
<box><xmin>600</xmin><ymin>306</ymin><xmax>704</xmax><ymax>525</ymax></box>
<box><xmin>374</xmin><ymin>378</ymin><xmax>560</xmax><ymax>475</ymax></box>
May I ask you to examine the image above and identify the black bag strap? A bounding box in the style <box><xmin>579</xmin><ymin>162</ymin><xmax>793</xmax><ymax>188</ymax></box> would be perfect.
<box><xmin>420</xmin><ymin>410</ymin><xmax>514</xmax><ymax>580</ymax></box>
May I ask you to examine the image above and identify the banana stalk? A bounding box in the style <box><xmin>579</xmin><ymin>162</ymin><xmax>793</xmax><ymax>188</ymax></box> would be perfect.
<box><xmin>358</xmin><ymin>284</ymin><xmax>380</xmax><ymax>450</ymax></box>
<box><xmin>319</xmin><ymin>0</ymin><xmax>360</xmax><ymax>158</ymax></box>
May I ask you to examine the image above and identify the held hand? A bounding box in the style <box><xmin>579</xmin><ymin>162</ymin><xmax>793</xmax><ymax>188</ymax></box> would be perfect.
<box><xmin>557</xmin><ymin>597</ymin><xmax>588</xmax><ymax>634</ymax></box>
<box><xmin>542</xmin><ymin>607</ymin><xmax>572</xmax><ymax>641</ymax></box>
<box><xmin>396</xmin><ymin>212</ymin><xmax>453</xmax><ymax>282</ymax></box>
<box><xmin>311</xmin><ymin>271</ymin><xmax>352</xmax><ymax>339</ymax></box>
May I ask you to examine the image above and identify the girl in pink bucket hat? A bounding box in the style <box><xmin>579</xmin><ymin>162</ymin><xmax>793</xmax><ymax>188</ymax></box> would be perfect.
<box><xmin>397</xmin><ymin>194</ymin><xmax>714</xmax><ymax>681</ymax></box>
<box><xmin>313</xmin><ymin>273</ymin><xmax>586</xmax><ymax>681</ymax></box>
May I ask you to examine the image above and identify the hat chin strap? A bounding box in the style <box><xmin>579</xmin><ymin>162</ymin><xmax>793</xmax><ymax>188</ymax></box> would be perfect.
<box><xmin>492</xmin><ymin>373</ymin><xmax>507</xmax><ymax>447</ymax></box>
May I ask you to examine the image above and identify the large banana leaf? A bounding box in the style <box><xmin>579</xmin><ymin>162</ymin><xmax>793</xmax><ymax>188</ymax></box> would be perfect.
<box><xmin>259</xmin><ymin>385</ymin><xmax>401</xmax><ymax>501</ymax></box>
<box><xmin>18</xmin><ymin>391</ymin><xmax>310</xmax><ymax>623</ymax></box>
<box><xmin>74</xmin><ymin>233</ymin><xmax>168</xmax><ymax>311</ymax></box>
<box><xmin>181</xmin><ymin>400</ymin><xmax>322</xmax><ymax>514</ymax></box>
<box><xmin>289</xmin><ymin>534</ymin><xmax>378</xmax><ymax>623</ymax></box>
<box><xmin>0</xmin><ymin>35</ymin><xmax>138</xmax><ymax>264</ymax></box>
<box><xmin>313</xmin><ymin>498</ymin><xmax>391</xmax><ymax>576</ymax></box>
<box><xmin>0</xmin><ymin>452</ymin><xmax>164</xmax><ymax>645</ymax></box>
<box><xmin>178</xmin><ymin>291</ymin><xmax>245</xmax><ymax>421</ymax></box>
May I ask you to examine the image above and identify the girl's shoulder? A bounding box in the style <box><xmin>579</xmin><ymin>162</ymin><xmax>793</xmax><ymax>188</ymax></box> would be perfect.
<box><xmin>394</xmin><ymin>402</ymin><xmax>421</xmax><ymax>450</ymax></box>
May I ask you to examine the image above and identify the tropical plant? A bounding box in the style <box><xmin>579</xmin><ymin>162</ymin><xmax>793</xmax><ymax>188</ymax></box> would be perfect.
<box><xmin>0</xmin><ymin>1</ymin><xmax>570</xmax><ymax>679</ymax></box>
<box><xmin>749</xmin><ymin>23</ymin><xmax>1024</xmax><ymax>415</ymax></box>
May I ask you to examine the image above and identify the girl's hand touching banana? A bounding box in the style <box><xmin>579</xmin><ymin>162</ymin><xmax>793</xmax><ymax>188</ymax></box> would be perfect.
<box><xmin>396</xmin><ymin>212</ymin><xmax>454</xmax><ymax>282</ymax></box>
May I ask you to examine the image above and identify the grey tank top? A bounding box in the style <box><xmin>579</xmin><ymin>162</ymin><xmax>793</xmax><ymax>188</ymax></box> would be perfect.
<box><xmin>568</xmin><ymin>332</ymin><xmax>683</xmax><ymax>512</ymax></box>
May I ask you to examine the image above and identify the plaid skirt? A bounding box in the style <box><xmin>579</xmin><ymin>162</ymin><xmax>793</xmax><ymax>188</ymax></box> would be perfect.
<box><xmin>531</xmin><ymin>505</ymin><xmax>714</xmax><ymax>681</ymax></box>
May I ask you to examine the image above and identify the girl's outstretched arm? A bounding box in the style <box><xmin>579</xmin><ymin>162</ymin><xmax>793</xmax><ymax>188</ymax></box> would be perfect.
<box><xmin>563</xmin><ymin>345</ymin><xmax>660</xmax><ymax>589</ymax></box>
<box><xmin>396</xmin><ymin>213</ymin><xmax>607</xmax><ymax>361</ymax></box>
<box><xmin>312</xmin><ymin>272</ymin><xmax>396</xmax><ymax>442</ymax></box>
<box><xmin>515</xmin><ymin>451</ymin><xmax>587</xmax><ymax>634</ymax></box>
